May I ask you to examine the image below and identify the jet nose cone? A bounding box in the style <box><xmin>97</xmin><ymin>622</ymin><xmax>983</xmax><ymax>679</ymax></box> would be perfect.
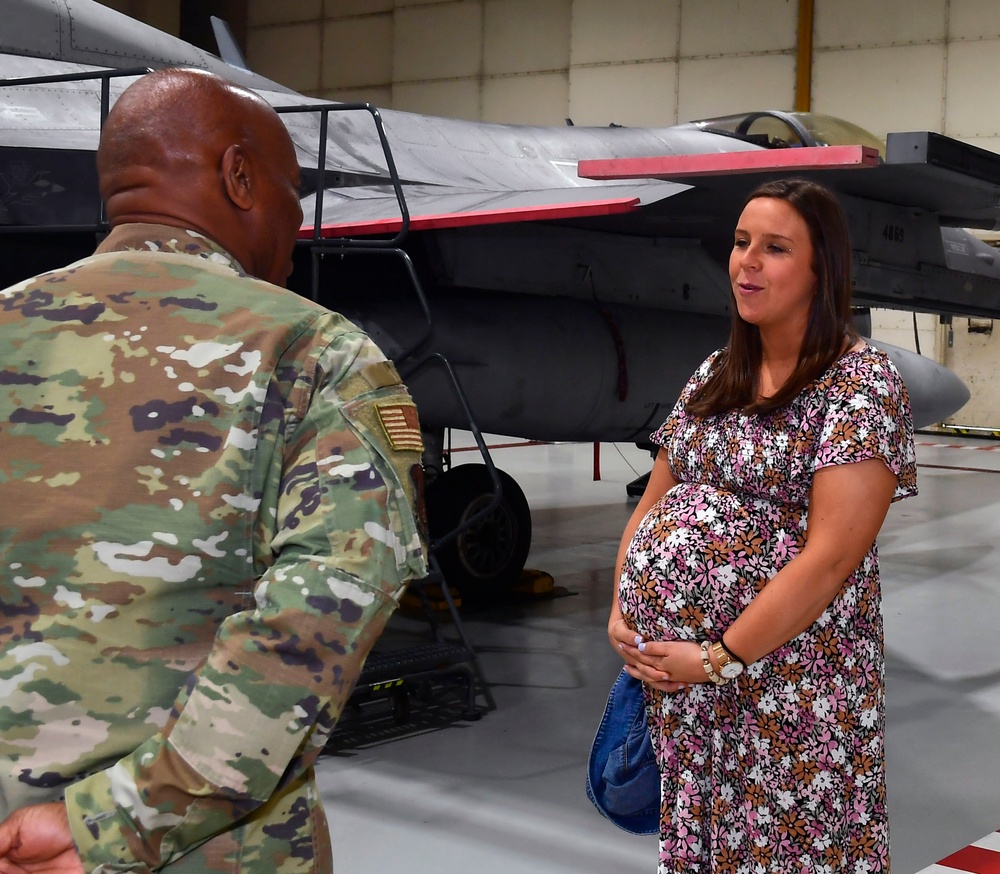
<box><xmin>867</xmin><ymin>338</ymin><xmax>970</xmax><ymax>429</ymax></box>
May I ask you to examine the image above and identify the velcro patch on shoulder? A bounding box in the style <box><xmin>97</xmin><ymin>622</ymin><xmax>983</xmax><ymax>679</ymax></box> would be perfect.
<box><xmin>363</xmin><ymin>360</ymin><xmax>403</xmax><ymax>390</ymax></box>
<box><xmin>339</xmin><ymin>362</ymin><xmax>405</xmax><ymax>402</ymax></box>
<box><xmin>376</xmin><ymin>402</ymin><xmax>424</xmax><ymax>453</ymax></box>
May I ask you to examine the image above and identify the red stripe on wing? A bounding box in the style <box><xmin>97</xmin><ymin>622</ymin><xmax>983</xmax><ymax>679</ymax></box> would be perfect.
<box><xmin>578</xmin><ymin>144</ymin><xmax>880</xmax><ymax>181</ymax></box>
<box><xmin>299</xmin><ymin>196</ymin><xmax>640</xmax><ymax>239</ymax></box>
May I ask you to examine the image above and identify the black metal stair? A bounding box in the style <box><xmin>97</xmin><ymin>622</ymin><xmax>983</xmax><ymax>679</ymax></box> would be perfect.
<box><xmin>274</xmin><ymin>101</ymin><xmax>499</xmax><ymax>738</ymax></box>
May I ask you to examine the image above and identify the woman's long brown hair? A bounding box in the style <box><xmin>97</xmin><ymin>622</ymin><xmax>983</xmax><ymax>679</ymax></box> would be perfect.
<box><xmin>686</xmin><ymin>178</ymin><xmax>858</xmax><ymax>417</ymax></box>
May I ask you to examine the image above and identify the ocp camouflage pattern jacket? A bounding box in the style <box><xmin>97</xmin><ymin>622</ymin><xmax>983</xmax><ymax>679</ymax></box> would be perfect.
<box><xmin>0</xmin><ymin>225</ymin><xmax>428</xmax><ymax>872</ymax></box>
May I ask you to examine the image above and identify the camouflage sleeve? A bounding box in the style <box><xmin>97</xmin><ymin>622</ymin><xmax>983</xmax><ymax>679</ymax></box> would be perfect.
<box><xmin>62</xmin><ymin>326</ymin><xmax>428</xmax><ymax>872</ymax></box>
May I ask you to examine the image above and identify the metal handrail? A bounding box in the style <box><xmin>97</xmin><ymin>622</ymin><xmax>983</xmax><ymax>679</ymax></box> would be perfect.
<box><xmin>0</xmin><ymin>66</ymin><xmax>151</xmax><ymax>89</ymax></box>
<box><xmin>0</xmin><ymin>67</ymin><xmax>151</xmax><ymax>230</ymax></box>
<box><xmin>274</xmin><ymin>102</ymin><xmax>410</xmax><ymax>249</ymax></box>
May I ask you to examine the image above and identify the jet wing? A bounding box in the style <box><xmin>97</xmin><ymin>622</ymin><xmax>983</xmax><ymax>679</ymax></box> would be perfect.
<box><xmin>299</xmin><ymin>184</ymin><xmax>677</xmax><ymax>238</ymax></box>
<box><xmin>284</xmin><ymin>108</ymin><xmax>708</xmax><ymax>239</ymax></box>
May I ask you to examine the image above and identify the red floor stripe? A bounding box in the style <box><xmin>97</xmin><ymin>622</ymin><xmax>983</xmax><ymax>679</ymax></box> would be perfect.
<box><xmin>937</xmin><ymin>845</ymin><xmax>1000</xmax><ymax>873</ymax></box>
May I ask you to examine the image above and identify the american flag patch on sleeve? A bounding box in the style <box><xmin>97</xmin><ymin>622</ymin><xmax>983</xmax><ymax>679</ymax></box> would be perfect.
<box><xmin>376</xmin><ymin>402</ymin><xmax>424</xmax><ymax>453</ymax></box>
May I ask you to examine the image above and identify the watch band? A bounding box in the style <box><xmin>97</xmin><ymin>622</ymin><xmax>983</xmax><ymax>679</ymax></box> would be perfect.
<box><xmin>718</xmin><ymin>636</ymin><xmax>746</xmax><ymax>667</ymax></box>
<box><xmin>700</xmin><ymin>640</ymin><xmax>728</xmax><ymax>685</ymax></box>
<box><xmin>711</xmin><ymin>641</ymin><xmax>745</xmax><ymax>679</ymax></box>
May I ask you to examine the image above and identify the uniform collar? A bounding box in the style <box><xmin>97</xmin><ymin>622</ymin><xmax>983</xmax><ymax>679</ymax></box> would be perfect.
<box><xmin>95</xmin><ymin>224</ymin><xmax>247</xmax><ymax>277</ymax></box>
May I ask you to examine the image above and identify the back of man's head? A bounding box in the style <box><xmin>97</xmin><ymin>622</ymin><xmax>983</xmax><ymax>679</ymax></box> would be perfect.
<box><xmin>98</xmin><ymin>68</ymin><xmax>303</xmax><ymax>287</ymax></box>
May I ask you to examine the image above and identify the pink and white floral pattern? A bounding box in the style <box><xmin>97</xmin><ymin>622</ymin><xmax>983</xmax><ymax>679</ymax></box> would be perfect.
<box><xmin>618</xmin><ymin>345</ymin><xmax>917</xmax><ymax>873</ymax></box>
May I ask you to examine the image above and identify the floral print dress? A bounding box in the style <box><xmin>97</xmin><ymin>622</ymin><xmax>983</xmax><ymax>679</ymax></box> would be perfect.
<box><xmin>617</xmin><ymin>345</ymin><xmax>917</xmax><ymax>874</ymax></box>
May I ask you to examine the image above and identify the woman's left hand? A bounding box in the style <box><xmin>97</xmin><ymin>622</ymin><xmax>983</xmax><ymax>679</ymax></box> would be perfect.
<box><xmin>617</xmin><ymin>636</ymin><xmax>707</xmax><ymax>692</ymax></box>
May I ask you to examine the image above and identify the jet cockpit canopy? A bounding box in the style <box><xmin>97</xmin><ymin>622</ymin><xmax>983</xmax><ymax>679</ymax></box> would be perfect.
<box><xmin>685</xmin><ymin>110</ymin><xmax>886</xmax><ymax>158</ymax></box>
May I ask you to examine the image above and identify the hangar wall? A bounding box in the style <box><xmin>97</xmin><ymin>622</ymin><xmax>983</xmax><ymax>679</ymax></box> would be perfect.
<box><xmin>98</xmin><ymin>0</ymin><xmax>1000</xmax><ymax>430</ymax></box>
<box><xmin>242</xmin><ymin>0</ymin><xmax>1000</xmax><ymax>155</ymax></box>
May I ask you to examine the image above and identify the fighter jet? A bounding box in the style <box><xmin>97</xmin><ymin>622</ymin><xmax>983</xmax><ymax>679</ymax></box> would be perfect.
<box><xmin>2</xmin><ymin>0</ymin><xmax>995</xmax><ymax>590</ymax></box>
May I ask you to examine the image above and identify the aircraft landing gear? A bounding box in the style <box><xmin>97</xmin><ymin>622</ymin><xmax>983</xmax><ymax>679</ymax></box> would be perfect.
<box><xmin>426</xmin><ymin>463</ymin><xmax>532</xmax><ymax>595</ymax></box>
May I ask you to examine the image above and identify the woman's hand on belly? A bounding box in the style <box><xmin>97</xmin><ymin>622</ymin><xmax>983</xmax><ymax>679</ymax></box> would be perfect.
<box><xmin>616</xmin><ymin>634</ymin><xmax>704</xmax><ymax>693</ymax></box>
<box><xmin>607</xmin><ymin>613</ymin><xmax>635</xmax><ymax>653</ymax></box>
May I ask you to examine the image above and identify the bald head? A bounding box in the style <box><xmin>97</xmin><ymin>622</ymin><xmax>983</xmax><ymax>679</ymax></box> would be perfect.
<box><xmin>98</xmin><ymin>68</ymin><xmax>303</xmax><ymax>286</ymax></box>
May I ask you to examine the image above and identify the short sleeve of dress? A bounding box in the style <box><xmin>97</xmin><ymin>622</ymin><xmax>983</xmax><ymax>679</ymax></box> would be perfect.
<box><xmin>813</xmin><ymin>346</ymin><xmax>918</xmax><ymax>502</ymax></box>
<box><xmin>649</xmin><ymin>350</ymin><xmax>722</xmax><ymax>449</ymax></box>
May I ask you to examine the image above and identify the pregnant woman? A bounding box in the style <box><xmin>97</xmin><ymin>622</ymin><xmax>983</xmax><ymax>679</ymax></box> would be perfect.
<box><xmin>610</xmin><ymin>178</ymin><xmax>917</xmax><ymax>873</ymax></box>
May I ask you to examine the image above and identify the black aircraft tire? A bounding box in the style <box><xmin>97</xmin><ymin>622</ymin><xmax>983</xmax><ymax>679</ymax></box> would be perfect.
<box><xmin>426</xmin><ymin>464</ymin><xmax>532</xmax><ymax>595</ymax></box>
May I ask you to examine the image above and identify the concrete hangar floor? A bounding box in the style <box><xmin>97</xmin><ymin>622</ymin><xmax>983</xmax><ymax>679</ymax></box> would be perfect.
<box><xmin>315</xmin><ymin>435</ymin><xmax>1000</xmax><ymax>874</ymax></box>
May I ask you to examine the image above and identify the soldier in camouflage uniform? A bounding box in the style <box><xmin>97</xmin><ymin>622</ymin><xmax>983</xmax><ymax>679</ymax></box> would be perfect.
<box><xmin>0</xmin><ymin>68</ymin><xmax>427</xmax><ymax>872</ymax></box>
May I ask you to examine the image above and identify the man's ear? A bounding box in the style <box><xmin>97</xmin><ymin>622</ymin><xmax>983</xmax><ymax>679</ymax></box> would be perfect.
<box><xmin>222</xmin><ymin>144</ymin><xmax>253</xmax><ymax>211</ymax></box>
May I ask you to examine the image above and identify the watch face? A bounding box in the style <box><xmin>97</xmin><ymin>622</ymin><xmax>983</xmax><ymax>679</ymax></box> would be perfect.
<box><xmin>720</xmin><ymin>661</ymin><xmax>743</xmax><ymax>679</ymax></box>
